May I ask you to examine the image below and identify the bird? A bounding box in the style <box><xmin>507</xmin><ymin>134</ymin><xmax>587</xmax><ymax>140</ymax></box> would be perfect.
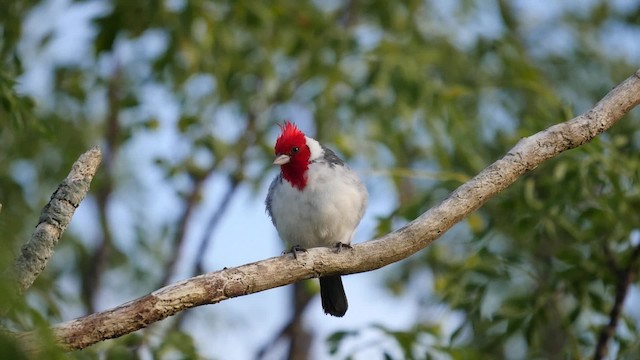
<box><xmin>265</xmin><ymin>121</ymin><xmax>368</xmax><ymax>317</ymax></box>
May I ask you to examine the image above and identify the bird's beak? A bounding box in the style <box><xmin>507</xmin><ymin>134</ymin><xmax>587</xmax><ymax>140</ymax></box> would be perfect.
<box><xmin>273</xmin><ymin>154</ymin><xmax>291</xmax><ymax>165</ymax></box>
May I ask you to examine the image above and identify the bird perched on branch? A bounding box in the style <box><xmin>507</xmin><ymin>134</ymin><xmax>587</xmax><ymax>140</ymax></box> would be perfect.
<box><xmin>265</xmin><ymin>121</ymin><xmax>368</xmax><ymax>317</ymax></box>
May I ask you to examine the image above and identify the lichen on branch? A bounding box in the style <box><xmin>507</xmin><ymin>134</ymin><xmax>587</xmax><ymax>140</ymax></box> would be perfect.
<box><xmin>13</xmin><ymin>146</ymin><xmax>102</xmax><ymax>294</ymax></box>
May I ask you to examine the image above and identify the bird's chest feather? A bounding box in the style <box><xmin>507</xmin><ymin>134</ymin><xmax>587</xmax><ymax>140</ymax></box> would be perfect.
<box><xmin>269</xmin><ymin>163</ymin><xmax>365</xmax><ymax>248</ymax></box>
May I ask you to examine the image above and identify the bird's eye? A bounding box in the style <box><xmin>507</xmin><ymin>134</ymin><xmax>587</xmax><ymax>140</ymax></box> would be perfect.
<box><xmin>291</xmin><ymin>147</ymin><xmax>299</xmax><ymax>154</ymax></box>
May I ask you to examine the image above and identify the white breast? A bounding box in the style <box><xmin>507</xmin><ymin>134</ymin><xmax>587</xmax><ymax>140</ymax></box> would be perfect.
<box><xmin>268</xmin><ymin>162</ymin><xmax>368</xmax><ymax>249</ymax></box>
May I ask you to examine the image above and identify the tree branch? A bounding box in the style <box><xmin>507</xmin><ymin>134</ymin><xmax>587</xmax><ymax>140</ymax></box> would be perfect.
<box><xmin>160</xmin><ymin>112</ymin><xmax>257</xmax><ymax>287</ymax></box>
<box><xmin>83</xmin><ymin>65</ymin><xmax>122</xmax><ymax>313</ymax></box>
<box><xmin>12</xmin><ymin>146</ymin><xmax>102</xmax><ymax>294</ymax></box>
<box><xmin>13</xmin><ymin>69</ymin><xmax>640</xmax><ymax>352</ymax></box>
<box><xmin>593</xmin><ymin>243</ymin><xmax>640</xmax><ymax>360</ymax></box>
<box><xmin>164</xmin><ymin>177</ymin><xmax>239</xmax><ymax>329</ymax></box>
<box><xmin>190</xmin><ymin>113</ymin><xmax>257</xmax><ymax>278</ymax></box>
<box><xmin>158</xmin><ymin>172</ymin><xmax>209</xmax><ymax>286</ymax></box>
<box><xmin>257</xmin><ymin>282</ymin><xmax>314</xmax><ymax>360</ymax></box>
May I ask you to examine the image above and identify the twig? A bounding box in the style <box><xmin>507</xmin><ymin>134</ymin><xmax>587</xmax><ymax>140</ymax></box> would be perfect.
<box><xmin>10</xmin><ymin>68</ymin><xmax>640</xmax><ymax>352</ymax></box>
<box><xmin>601</xmin><ymin>242</ymin><xmax>620</xmax><ymax>274</ymax></box>
<box><xmin>339</xmin><ymin>0</ymin><xmax>359</xmax><ymax>27</ymax></box>
<box><xmin>593</xmin><ymin>243</ymin><xmax>640</xmax><ymax>360</ymax></box>
<box><xmin>13</xmin><ymin>147</ymin><xmax>102</xmax><ymax>294</ymax></box>
<box><xmin>158</xmin><ymin>173</ymin><xmax>209</xmax><ymax>286</ymax></box>
<box><xmin>191</xmin><ymin>114</ymin><xmax>257</xmax><ymax>278</ymax></box>
<box><xmin>193</xmin><ymin>178</ymin><xmax>240</xmax><ymax>276</ymax></box>
<box><xmin>171</xmin><ymin>116</ymin><xmax>255</xmax><ymax>329</ymax></box>
<box><xmin>256</xmin><ymin>282</ymin><xmax>313</xmax><ymax>360</ymax></box>
<box><xmin>160</xmin><ymin>113</ymin><xmax>257</xmax><ymax>287</ymax></box>
<box><xmin>82</xmin><ymin>65</ymin><xmax>122</xmax><ymax>313</ymax></box>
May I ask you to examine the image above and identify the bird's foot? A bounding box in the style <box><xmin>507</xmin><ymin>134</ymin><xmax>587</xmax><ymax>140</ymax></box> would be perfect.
<box><xmin>334</xmin><ymin>242</ymin><xmax>352</xmax><ymax>252</ymax></box>
<box><xmin>284</xmin><ymin>245</ymin><xmax>308</xmax><ymax>259</ymax></box>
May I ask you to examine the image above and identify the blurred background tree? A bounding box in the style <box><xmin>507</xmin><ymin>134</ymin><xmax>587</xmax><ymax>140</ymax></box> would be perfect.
<box><xmin>1</xmin><ymin>0</ymin><xmax>639</xmax><ymax>359</ymax></box>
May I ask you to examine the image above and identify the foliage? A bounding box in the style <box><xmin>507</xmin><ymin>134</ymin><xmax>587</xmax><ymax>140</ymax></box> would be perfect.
<box><xmin>0</xmin><ymin>0</ymin><xmax>639</xmax><ymax>358</ymax></box>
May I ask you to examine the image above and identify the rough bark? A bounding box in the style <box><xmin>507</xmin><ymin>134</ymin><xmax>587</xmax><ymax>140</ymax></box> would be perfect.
<box><xmin>12</xmin><ymin>146</ymin><xmax>102</xmax><ymax>294</ymax></box>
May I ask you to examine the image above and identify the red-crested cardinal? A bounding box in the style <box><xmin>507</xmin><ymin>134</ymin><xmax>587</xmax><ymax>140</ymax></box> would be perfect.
<box><xmin>265</xmin><ymin>122</ymin><xmax>368</xmax><ymax>317</ymax></box>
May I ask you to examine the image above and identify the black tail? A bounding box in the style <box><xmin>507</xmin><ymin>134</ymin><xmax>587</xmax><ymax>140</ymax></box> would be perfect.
<box><xmin>319</xmin><ymin>276</ymin><xmax>348</xmax><ymax>317</ymax></box>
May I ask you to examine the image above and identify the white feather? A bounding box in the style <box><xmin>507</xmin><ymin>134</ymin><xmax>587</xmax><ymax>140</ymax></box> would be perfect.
<box><xmin>305</xmin><ymin>136</ymin><xmax>324</xmax><ymax>161</ymax></box>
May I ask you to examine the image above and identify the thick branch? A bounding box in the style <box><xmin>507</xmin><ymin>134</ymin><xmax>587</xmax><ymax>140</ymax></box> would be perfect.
<box><xmin>15</xmin><ymin>69</ymin><xmax>640</xmax><ymax>352</ymax></box>
<box><xmin>13</xmin><ymin>146</ymin><xmax>102</xmax><ymax>294</ymax></box>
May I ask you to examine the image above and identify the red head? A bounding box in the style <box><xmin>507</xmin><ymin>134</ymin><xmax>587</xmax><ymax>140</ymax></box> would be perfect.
<box><xmin>273</xmin><ymin>121</ymin><xmax>311</xmax><ymax>190</ymax></box>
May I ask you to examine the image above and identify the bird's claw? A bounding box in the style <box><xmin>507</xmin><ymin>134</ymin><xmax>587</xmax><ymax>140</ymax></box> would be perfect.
<box><xmin>334</xmin><ymin>242</ymin><xmax>352</xmax><ymax>252</ymax></box>
<box><xmin>284</xmin><ymin>245</ymin><xmax>308</xmax><ymax>259</ymax></box>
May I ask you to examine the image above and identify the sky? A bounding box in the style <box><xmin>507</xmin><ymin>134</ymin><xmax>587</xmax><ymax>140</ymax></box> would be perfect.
<box><xmin>14</xmin><ymin>0</ymin><xmax>640</xmax><ymax>359</ymax></box>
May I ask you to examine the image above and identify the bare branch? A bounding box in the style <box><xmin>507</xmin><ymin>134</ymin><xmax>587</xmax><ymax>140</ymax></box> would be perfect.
<box><xmin>82</xmin><ymin>65</ymin><xmax>122</xmax><ymax>313</ymax></box>
<box><xmin>193</xmin><ymin>178</ymin><xmax>240</xmax><ymax>275</ymax></box>
<box><xmin>13</xmin><ymin>146</ymin><xmax>102</xmax><ymax>294</ymax></box>
<box><xmin>257</xmin><ymin>282</ymin><xmax>314</xmax><ymax>360</ymax></box>
<box><xmin>13</xmin><ymin>69</ymin><xmax>640</xmax><ymax>352</ymax></box>
<box><xmin>158</xmin><ymin>173</ymin><xmax>209</xmax><ymax>286</ymax></box>
<box><xmin>593</xmin><ymin>243</ymin><xmax>640</xmax><ymax>360</ymax></box>
<box><xmin>192</xmin><ymin>113</ymin><xmax>258</xmax><ymax>277</ymax></box>
<box><xmin>602</xmin><ymin>242</ymin><xmax>621</xmax><ymax>274</ymax></box>
<box><xmin>162</xmin><ymin>113</ymin><xmax>257</xmax><ymax>288</ymax></box>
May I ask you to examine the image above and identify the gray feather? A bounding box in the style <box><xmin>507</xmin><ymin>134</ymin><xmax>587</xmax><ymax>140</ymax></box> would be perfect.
<box><xmin>318</xmin><ymin>145</ymin><xmax>344</xmax><ymax>167</ymax></box>
<box><xmin>265</xmin><ymin>174</ymin><xmax>282</xmax><ymax>225</ymax></box>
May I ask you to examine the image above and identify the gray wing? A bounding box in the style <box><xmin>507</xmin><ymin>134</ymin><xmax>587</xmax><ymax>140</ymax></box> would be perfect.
<box><xmin>265</xmin><ymin>174</ymin><xmax>282</xmax><ymax>225</ymax></box>
<box><xmin>320</xmin><ymin>145</ymin><xmax>344</xmax><ymax>167</ymax></box>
